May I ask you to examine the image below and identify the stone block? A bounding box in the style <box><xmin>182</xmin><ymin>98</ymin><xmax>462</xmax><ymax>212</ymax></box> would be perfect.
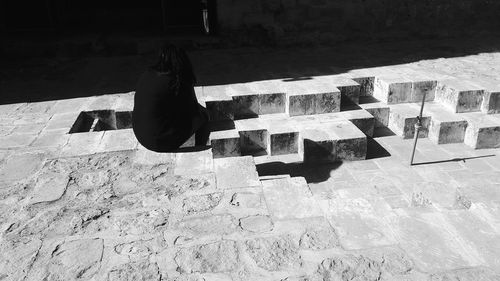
<box><xmin>300</xmin><ymin>128</ymin><xmax>336</xmax><ymax>163</ymax></box>
<box><xmin>44</xmin><ymin>112</ymin><xmax>80</xmax><ymax>132</ymax></box>
<box><xmin>232</xmin><ymin>94</ymin><xmax>260</xmax><ymax>119</ymax></box>
<box><xmin>436</xmin><ymin>80</ymin><xmax>485</xmax><ymax>113</ymax></box>
<box><xmin>352</xmin><ymin>76</ymin><xmax>375</xmax><ymax>97</ymax></box>
<box><xmin>361</xmin><ymin>103</ymin><xmax>390</xmax><ymax>128</ymax></box>
<box><xmin>262</xmin><ymin>177</ymin><xmax>323</xmax><ymax>219</ymax></box>
<box><xmin>214</xmin><ymin>156</ymin><xmax>260</xmax><ymax>189</ymax></box>
<box><xmin>315</xmin><ymin>91</ymin><xmax>341</xmax><ymax>114</ymax></box>
<box><xmin>97</xmin><ymin>129</ymin><xmax>138</xmax><ymax>153</ymax></box>
<box><xmin>239</xmin><ymin>129</ymin><xmax>268</xmax><ymax>155</ymax></box>
<box><xmin>373</xmin><ymin>75</ymin><xmax>413</xmax><ymax>104</ymax></box>
<box><xmin>259</xmin><ymin>93</ymin><xmax>286</xmax><ymax>114</ymax></box>
<box><xmin>425</xmin><ymin>103</ymin><xmax>468</xmax><ymax>144</ymax></box>
<box><xmin>322</xmin><ymin>188</ymin><xmax>397</xmax><ymax>249</ymax></box>
<box><xmin>0</xmin><ymin>133</ymin><xmax>37</xmax><ymax>149</ymax></box>
<box><xmin>210</xmin><ymin>129</ymin><xmax>241</xmax><ymax>158</ymax></box>
<box><xmin>462</xmin><ymin>113</ymin><xmax>500</xmax><ymax>149</ymax></box>
<box><xmin>482</xmin><ymin>91</ymin><xmax>500</xmax><ymax>114</ymax></box>
<box><xmin>287</xmin><ymin>92</ymin><xmax>316</xmax><ymax>116</ymax></box>
<box><xmin>339</xmin><ymin>109</ymin><xmax>375</xmax><ymax>137</ymax></box>
<box><xmin>31</xmin><ymin>132</ymin><xmax>70</xmax><ymax>148</ymax></box>
<box><xmin>206</xmin><ymin>100</ymin><xmax>235</xmax><ymax>121</ymax></box>
<box><xmin>388</xmin><ymin>103</ymin><xmax>431</xmax><ymax>139</ymax></box>
<box><xmin>174</xmin><ymin>149</ymin><xmax>214</xmax><ymax>175</ymax></box>
<box><xmin>317</xmin><ymin>75</ymin><xmax>361</xmax><ymax>103</ymax></box>
<box><xmin>60</xmin><ymin>131</ymin><xmax>104</xmax><ymax>157</ymax></box>
<box><xmin>411</xmin><ymin>80</ymin><xmax>437</xmax><ymax>103</ymax></box>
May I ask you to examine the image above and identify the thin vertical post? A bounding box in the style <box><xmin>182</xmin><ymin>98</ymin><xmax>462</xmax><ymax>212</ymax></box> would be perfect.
<box><xmin>409</xmin><ymin>92</ymin><xmax>427</xmax><ymax>166</ymax></box>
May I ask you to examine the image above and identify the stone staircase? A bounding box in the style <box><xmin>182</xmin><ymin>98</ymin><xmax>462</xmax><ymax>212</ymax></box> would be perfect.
<box><xmin>197</xmin><ymin>69</ymin><xmax>500</xmax><ymax>162</ymax></box>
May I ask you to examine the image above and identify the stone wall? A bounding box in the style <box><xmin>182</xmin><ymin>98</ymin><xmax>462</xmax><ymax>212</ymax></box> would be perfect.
<box><xmin>216</xmin><ymin>0</ymin><xmax>500</xmax><ymax>45</ymax></box>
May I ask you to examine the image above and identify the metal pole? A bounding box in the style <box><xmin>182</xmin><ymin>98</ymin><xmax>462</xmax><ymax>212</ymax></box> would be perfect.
<box><xmin>409</xmin><ymin>92</ymin><xmax>427</xmax><ymax>166</ymax></box>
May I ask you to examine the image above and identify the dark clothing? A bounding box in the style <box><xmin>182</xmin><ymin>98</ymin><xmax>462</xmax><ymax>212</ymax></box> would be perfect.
<box><xmin>132</xmin><ymin>69</ymin><xmax>208</xmax><ymax>152</ymax></box>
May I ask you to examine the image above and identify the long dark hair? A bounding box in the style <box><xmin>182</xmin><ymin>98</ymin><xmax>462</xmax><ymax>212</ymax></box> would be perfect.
<box><xmin>153</xmin><ymin>44</ymin><xmax>197</xmax><ymax>96</ymax></box>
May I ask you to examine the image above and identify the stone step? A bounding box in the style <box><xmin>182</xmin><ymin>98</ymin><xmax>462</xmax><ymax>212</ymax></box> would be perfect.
<box><xmin>388</xmin><ymin>103</ymin><xmax>432</xmax><ymax>139</ymax></box>
<box><xmin>284</xmin><ymin>80</ymin><xmax>341</xmax><ymax>116</ymax></box>
<box><xmin>211</xmin><ymin>113</ymin><xmax>368</xmax><ymax>162</ymax></box>
<box><xmin>373</xmin><ymin>70</ymin><xmax>437</xmax><ymax>104</ymax></box>
<box><xmin>435</xmin><ymin>79</ymin><xmax>485</xmax><ymax>113</ymax></box>
<box><xmin>358</xmin><ymin>96</ymin><xmax>390</xmax><ymax>128</ymax></box>
<box><xmin>316</xmin><ymin>75</ymin><xmax>361</xmax><ymax>104</ymax></box>
<box><xmin>262</xmin><ymin>176</ymin><xmax>324</xmax><ymax>220</ymax></box>
<box><xmin>209</xmin><ymin>129</ymin><xmax>241</xmax><ymax>158</ymax></box>
<box><xmin>299</xmin><ymin>119</ymin><xmax>367</xmax><ymax>163</ymax></box>
<box><xmin>338</xmin><ymin>109</ymin><xmax>375</xmax><ymax>137</ymax></box>
<box><xmin>462</xmin><ymin>113</ymin><xmax>500</xmax><ymax>149</ymax></box>
<box><xmin>424</xmin><ymin>102</ymin><xmax>468</xmax><ymax>144</ymax></box>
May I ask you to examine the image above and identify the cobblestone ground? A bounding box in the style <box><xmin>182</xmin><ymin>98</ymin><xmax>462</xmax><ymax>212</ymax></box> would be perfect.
<box><xmin>1</xmin><ymin>51</ymin><xmax>500</xmax><ymax>280</ymax></box>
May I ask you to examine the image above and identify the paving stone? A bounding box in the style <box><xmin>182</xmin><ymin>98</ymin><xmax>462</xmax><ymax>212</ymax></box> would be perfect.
<box><xmin>244</xmin><ymin>235</ymin><xmax>301</xmax><ymax>271</ymax></box>
<box><xmin>175</xmin><ymin>214</ymin><xmax>238</xmax><ymax>236</ymax></box>
<box><xmin>436</xmin><ymin>79</ymin><xmax>485</xmax><ymax>113</ymax></box>
<box><xmin>98</xmin><ymin>129</ymin><xmax>138</xmax><ymax>152</ymax></box>
<box><xmin>262</xmin><ymin>177</ymin><xmax>323</xmax><ymax>220</ymax></box>
<box><xmin>429</xmin><ymin>267</ymin><xmax>500</xmax><ymax>281</ymax></box>
<box><xmin>425</xmin><ymin>102</ymin><xmax>468</xmax><ymax>144</ymax></box>
<box><xmin>27</xmin><ymin>238</ymin><xmax>104</xmax><ymax>280</ymax></box>
<box><xmin>182</xmin><ymin>192</ymin><xmax>223</xmax><ymax>214</ymax></box>
<box><xmin>322</xmin><ymin>188</ymin><xmax>397</xmax><ymax>249</ymax></box>
<box><xmin>48</xmin><ymin>97</ymin><xmax>89</xmax><ymax>114</ymax></box>
<box><xmin>0</xmin><ymin>133</ymin><xmax>37</xmax><ymax>148</ymax></box>
<box><xmin>230</xmin><ymin>191</ymin><xmax>264</xmax><ymax>209</ymax></box>
<box><xmin>239</xmin><ymin>215</ymin><xmax>274</xmax><ymax>232</ymax></box>
<box><xmin>174</xmin><ymin>240</ymin><xmax>239</xmax><ymax>274</ymax></box>
<box><xmin>316</xmin><ymin>247</ymin><xmax>417</xmax><ymax>281</ymax></box>
<box><xmin>60</xmin><ymin>131</ymin><xmax>104</xmax><ymax>157</ymax></box>
<box><xmin>444</xmin><ymin>210</ymin><xmax>500</xmax><ymax>271</ymax></box>
<box><xmin>16</xmin><ymin>101</ymin><xmax>57</xmax><ymax>115</ymax></box>
<box><xmin>409</xmin><ymin>181</ymin><xmax>468</xmax><ymax>210</ymax></box>
<box><xmin>106</xmin><ymin>260</ymin><xmax>161</xmax><ymax>281</ymax></box>
<box><xmin>11</xmin><ymin>123</ymin><xmax>45</xmax><ymax>135</ymax></box>
<box><xmin>299</xmin><ymin>221</ymin><xmax>339</xmax><ymax>250</ymax></box>
<box><xmin>462</xmin><ymin>113</ymin><xmax>500</xmax><ymax>149</ymax></box>
<box><xmin>214</xmin><ymin>156</ymin><xmax>260</xmax><ymax>189</ymax></box>
<box><xmin>0</xmin><ymin>238</ymin><xmax>42</xmax><ymax>280</ymax></box>
<box><xmin>388</xmin><ymin>103</ymin><xmax>431</xmax><ymax>139</ymax></box>
<box><xmin>210</xmin><ymin>129</ymin><xmax>241</xmax><ymax>158</ymax></box>
<box><xmin>392</xmin><ymin>209</ymin><xmax>482</xmax><ymax>272</ymax></box>
<box><xmin>0</xmin><ymin>151</ymin><xmax>47</xmax><ymax>184</ymax></box>
<box><xmin>29</xmin><ymin>170</ymin><xmax>69</xmax><ymax>204</ymax></box>
<box><xmin>174</xmin><ymin>149</ymin><xmax>213</xmax><ymax>175</ymax></box>
<box><xmin>44</xmin><ymin>112</ymin><xmax>80</xmax><ymax>132</ymax></box>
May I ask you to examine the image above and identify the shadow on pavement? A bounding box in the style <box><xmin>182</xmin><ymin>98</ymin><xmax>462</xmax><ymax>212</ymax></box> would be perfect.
<box><xmin>256</xmin><ymin>161</ymin><xmax>342</xmax><ymax>184</ymax></box>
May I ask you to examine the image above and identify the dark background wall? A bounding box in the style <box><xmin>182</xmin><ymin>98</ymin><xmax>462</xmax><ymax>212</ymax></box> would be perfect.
<box><xmin>216</xmin><ymin>0</ymin><xmax>500</xmax><ymax>45</ymax></box>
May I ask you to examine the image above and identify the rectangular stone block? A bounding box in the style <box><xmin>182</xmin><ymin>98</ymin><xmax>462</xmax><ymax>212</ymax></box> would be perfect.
<box><xmin>388</xmin><ymin>104</ymin><xmax>431</xmax><ymax>139</ymax></box>
<box><xmin>259</xmin><ymin>93</ymin><xmax>286</xmax><ymax>114</ymax></box>
<box><xmin>239</xmin><ymin>130</ymin><xmax>268</xmax><ymax>155</ymax></box>
<box><xmin>300</xmin><ymin>128</ymin><xmax>336</xmax><ymax>163</ymax></box>
<box><xmin>210</xmin><ymin>129</ymin><xmax>241</xmax><ymax>158</ymax></box>
<box><xmin>462</xmin><ymin>113</ymin><xmax>500</xmax><ymax>149</ymax></box>
<box><xmin>411</xmin><ymin>80</ymin><xmax>437</xmax><ymax>103</ymax></box>
<box><xmin>214</xmin><ymin>156</ymin><xmax>260</xmax><ymax>189</ymax></box>
<box><xmin>315</xmin><ymin>91</ymin><xmax>341</xmax><ymax>114</ymax></box>
<box><xmin>206</xmin><ymin>100</ymin><xmax>235</xmax><ymax>121</ymax></box>
<box><xmin>287</xmin><ymin>93</ymin><xmax>316</xmax><ymax>116</ymax></box>
<box><xmin>317</xmin><ymin>75</ymin><xmax>361</xmax><ymax>103</ymax></box>
<box><xmin>352</xmin><ymin>77</ymin><xmax>375</xmax><ymax>97</ymax></box>
<box><xmin>60</xmin><ymin>131</ymin><xmax>104</xmax><ymax>157</ymax></box>
<box><xmin>97</xmin><ymin>129</ymin><xmax>138</xmax><ymax>152</ymax></box>
<box><xmin>425</xmin><ymin>102</ymin><xmax>468</xmax><ymax>144</ymax></box>
<box><xmin>339</xmin><ymin>109</ymin><xmax>375</xmax><ymax>137</ymax></box>
<box><xmin>482</xmin><ymin>91</ymin><xmax>500</xmax><ymax>114</ymax></box>
<box><xmin>269</xmin><ymin>132</ymin><xmax>299</xmax><ymax>156</ymax></box>
<box><xmin>436</xmin><ymin>80</ymin><xmax>485</xmax><ymax>113</ymax></box>
<box><xmin>232</xmin><ymin>94</ymin><xmax>260</xmax><ymax>119</ymax></box>
<box><xmin>373</xmin><ymin>75</ymin><xmax>413</xmax><ymax>104</ymax></box>
<box><xmin>262</xmin><ymin>177</ymin><xmax>324</xmax><ymax>220</ymax></box>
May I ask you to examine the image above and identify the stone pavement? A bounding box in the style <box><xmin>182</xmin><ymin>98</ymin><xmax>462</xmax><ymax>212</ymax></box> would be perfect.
<box><xmin>1</xmin><ymin>53</ymin><xmax>500</xmax><ymax>280</ymax></box>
